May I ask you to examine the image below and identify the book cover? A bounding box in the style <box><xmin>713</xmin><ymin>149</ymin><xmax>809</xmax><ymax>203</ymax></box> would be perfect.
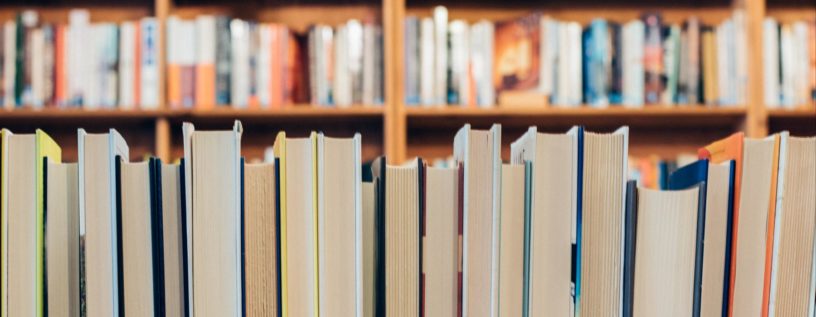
<box><xmin>493</xmin><ymin>12</ymin><xmax>541</xmax><ymax>93</ymax></box>
<box><xmin>643</xmin><ymin>13</ymin><xmax>664</xmax><ymax>104</ymax></box>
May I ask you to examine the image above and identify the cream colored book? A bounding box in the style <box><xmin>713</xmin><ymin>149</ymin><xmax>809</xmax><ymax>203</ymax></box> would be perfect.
<box><xmin>362</xmin><ymin>182</ymin><xmax>375</xmax><ymax>317</ymax></box>
<box><xmin>580</xmin><ymin>127</ymin><xmax>629</xmax><ymax>316</ymax></box>
<box><xmin>120</xmin><ymin>161</ymin><xmax>157</xmax><ymax>317</ymax></box>
<box><xmin>272</xmin><ymin>132</ymin><xmax>318</xmax><ymax>317</ymax></box>
<box><xmin>244</xmin><ymin>163</ymin><xmax>278</xmax><ymax>316</ymax></box>
<box><xmin>0</xmin><ymin>128</ymin><xmax>9</xmax><ymax>317</ymax></box>
<box><xmin>46</xmin><ymin>162</ymin><xmax>80</xmax><ymax>317</ymax></box>
<box><xmin>510</xmin><ymin>126</ymin><xmax>578</xmax><ymax>316</ymax></box>
<box><xmin>700</xmin><ymin>161</ymin><xmax>734</xmax><ymax>317</ymax></box>
<box><xmin>79</xmin><ymin>128</ymin><xmax>128</xmax><ymax>317</ymax></box>
<box><xmin>182</xmin><ymin>121</ymin><xmax>243</xmax><ymax>317</ymax></box>
<box><xmin>498</xmin><ymin>164</ymin><xmax>525</xmax><ymax>317</ymax></box>
<box><xmin>769</xmin><ymin>136</ymin><xmax>816</xmax><ymax>317</ymax></box>
<box><xmin>423</xmin><ymin>166</ymin><xmax>458</xmax><ymax>316</ymax></box>
<box><xmin>317</xmin><ymin>134</ymin><xmax>362</xmax><ymax>317</ymax></box>
<box><xmin>160</xmin><ymin>163</ymin><xmax>185</xmax><ymax>317</ymax></box>
<box><xmin>633</xmin><ymin>186</ymin><xmax>701</xmax><ymax>316</ymax></box>
<box><xmin>454</xmin><ymin>124</ymin><xmax>501</xmax><ymax>317</ymax></box>
<box><xmin>8</xmin><ymin>130</ymin><xmax>61</xmax><ymax>317</ymax></box>
<box><xmin>731</xmin><ymin>135</ymin><xmax>780</xmax><ymax>317</ymax></box>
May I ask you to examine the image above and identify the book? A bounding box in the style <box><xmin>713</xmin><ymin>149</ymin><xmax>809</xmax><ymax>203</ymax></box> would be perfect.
<box><xmin>140</xmin><ymin>18</ymin><xmax>160</xmax><ymax>109</ymax></box>
<box><xmin>494</xmin><ymin>13</ymin><xmax>541</xmax><ymax>100</ymax></box>
<box><xmin>454</xmin><ymin>124</ymin><xmax>501</xmax><ymax>317</ymax></box>
<box><xmin>419</xmin><ymin>17</ymin><xmax>434</xmax><ymax>106</ymax></box>
<box><xmin>6</xmin><ymin>130</ymin><xmax>60</xmax><ymax>317</ymax></box>
<box><xmin>196</xmin><ymin>15</ymin><xmax>217</xmax><ymax>110</ymax></box>
<box><xmin>118</xmin><ymin>158</ymin><xmax>165</xmax><ymax>316</ymax></box>
<box><xmin>633</xmin><ymin>185</ymin><xmax>704</xmax><ymax>316</ymax></box>
<box><xmin>423</xmin><ymin>166</ymin><xmax>458</xmax><ymax>316</ymax></box>
<box><xmin>181</xmin><ymin>121</ymin><xmax>243</xmax><ymax>316</ymax></box>
<box><xmin>701</xmin><ymin>27</ymin><xmax>718</xmax><ymax>105</ymax></box>
<box><xmin>622</xmin><ymin>20</ymin><xmax>645</xmax><ymax>107</ymax></box>
<box><xmin>510</xmin><ymin>126</ymin><xmax>577</xmax><ymax>317</ymax></box>
<box><xmin>79</xmin><ymin>128</ymin><xmax>128</xmax><ymax>317</ymax></box>
<box><xmin>45</xmin><ymin>161</ymin><xmax>80</xmax><ymax>317</ymax></box>
<box><xmin>0</xmin><ymin>128</ymin><xmax>9</xmax><ymax>317</ymax></box>
<box><xmin>699</xmin><ymin>132</ymin><xmax>744</xmax><ymax>316</ymax></box>
<box><xmin>768</xmin><ymin>135</ymin><xmax>816</xmax><ymax>316</ymax></box>
<box><xmin>578</xmin><ymin>127</ymin><xmax>629</xmax><ymax>316</ymax></box>
<box><xmin>433</xmin><ymin>6</ymin><xmax>447</xmax><ymax>105</ymax></box>
<box><xmin>731</xmin><ymin>134</ymin><xmax>781</xmax><ymax>317</ymax></box>
<box><xmin>160</xmin><ymin>163</ymin><xmax>185</xmax><ymax>317</ymax></box>
<box><xmin>244</xmin><ymin>162</ymin><xmax>278</xmax><ymax>315</ymax></box>
<box><xmin>317</xmin><ymin>134</ymin><xmax>362</xmax><ymax>316</ymax></box>
<box><xmin>497</xmin><ymin>163</ymin><xmax>526</xmax><ymax>316</ymax></box>
<box><xmin>272</xmin><ymin>132</ymin><xmax>319</xmax><ymax>316</ymax></box>
<box><xmin>668</xmin><ymin>160</ymin><xmax>715</xmax><ymax>317</ymax></box>
<box><xmin>372</xmin><ymin>157</ymin><xmax>423</xmax><ymax>316</ymax></box>
<box><xmin>643</xmin><ymin>13</ymin><xmax>664</xmax><ymax>104</ymax></box>
<box><xmin>362</xmin><ymin>181</ymin><xmax>375</xmax><ymax>317</ymax></box>
<box><xmin>622</xmin><ymin>181</ymin><xmax>637</xmax><ymax>317</ymax></box>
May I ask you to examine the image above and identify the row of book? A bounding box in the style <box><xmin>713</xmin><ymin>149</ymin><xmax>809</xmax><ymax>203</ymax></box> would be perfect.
<box><xmin>167</xmin><ymin>16</ymin><xmax>384</xmax><ymax>109</ymax></box>
<box><xmin>0</xmin><ymin>10</ymin><xmax>161</xmax><ymax>109</ymax></box>
<box><xmin>1</xmin><ymin>124</ymin><xmax>814</xmax><ymax>317</ymax></box>
<box><xmin>404</xmin><ymin>8</ymin><xmax>750</xmax><ymax>108</ymax></box>
<box><xmin>0</xmin><ymin>10</ymin><xmax>386</xmax><ymax>110</ymax></box>
<box><xmin>763</xmin><ymin>17</ymin><xmax>816</xmax><ymax>108</ymax></box>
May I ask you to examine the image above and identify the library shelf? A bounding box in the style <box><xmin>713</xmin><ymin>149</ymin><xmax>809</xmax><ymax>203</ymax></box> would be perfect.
<box><xmin>768</xmin><ymin>106</ymin><xmax>816</xmax><ymax>135</ymax></box>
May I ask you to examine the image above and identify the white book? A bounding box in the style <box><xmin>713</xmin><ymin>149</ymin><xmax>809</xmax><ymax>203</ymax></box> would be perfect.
<box><xmin>316</xmin><ymin>134</ymin><xmax>362</xmax><ymax>317</ymax></box>
<box><xmin>454</xmin><ymin>124</ymin><xmax>502</xmax><ymax>317</ymax></box>
<box><xmin>363</xmin><ymin>24</ymin><xmax>376</xmax><ymax>106</ymax></box>
<box><xmin>119</xmin><ymin>22</ymin><xmax>136</xmax><ymax>109</ymax></box>
<box><xmin>763</xmin><ymin>18</ymin><xmax>781</xmax><ymax>108</ymax></box>
<box><xmin>140</xmin><ymin>18</ymin><xmax>160</xmax><ymax>109</ymax></box>
<box><xmin>433</xmin><ymin>6</ymin><xmax>448</xmax><ymax>105</ymax></box>
<box><xmin>333</xmin><ymin>24</ymin><xmax>351</xmax><ymax>107</ymax></box>
<box><xmin>84</xmin><ymin>25</ymin><xmax>103</xmax><ymax>109</ymax></box>
<box><xmin>2</xmin><ymin>22</ymin><xmax>15</xmax><ymax>108</ymax></box>
<box><xmin>449</xmin><ymin>20</ymin><xmax>468</xmax><ymax>106</ymax></box>
<box><xmin>419</xmin><ymin>17</ymin><xmax>435</xmax><ymax>106</ymax></box>
<box><xmin>733</xmin><ymin>10</ymin><xmax>747</xmax><ymax>106</ymax></box>
<box><xmin>231</xmin><ymin>19</ymin><xmax>250</xmax><ymax>108</ymax></box>
<box><xmin>79</xmin><ymin>128</ymin><xmax>129</xmax><ymax>317</ymax></box>
<box><xmin>716</xmin><ymin>21</ymin><xmax>729</xmax><ymax>105</ymax></box>
<box><xmin>346</xmin><ymin>20</ymin><xmax>363</xmax><ymax>104</ymax></box>
<box><xmin>182</xmin><ymin>121</ymin><xmax>243</xmax><ymax>317</ymax></box>
<box><xmin>539</xmin><ymin>16</ymin><xmax>558</xmax><ymax>100</ymax></box>
<box><xmin>568</xmin><ymin>22</ymin><xmax>583</xmax><ymax>106</ymax></box>
<box><xmin>510</xmin><ymin>127</ymin><xmax>578</xmax><ymax>317</ymax></box>
<box><xmin>780</xmin><ymin>25</ymin><xmax>795</xmax><ymax>107</ymax></box>
<box><xmin>31</xmin><ymin>29</ymin><xmax>44</xmax><ymax>108</ymax></box>
<box><xmin>0</xmin><ymin>129</ymin><xmax>9</xmax><ymax>317</ymax></box>
<box><xmin>622</xmin><ymin>20</ymin><xmax>645</xmax><ymax>107</ymax></box>
<box><xmin>793</xmin><ymin>22</ymin><xmax>810</xmax><ymax>106</ymax></box>
<box><xmin>257</xmin><ymin>24</ymin><xmax>272</xmax><ymax>108</ymax></box>
<box><xmin>471</xmin><ymin>20</ymin><xmax>494</xmax><ymax>107</ymax></box>
<box><xmin>67</xmin><ymin>10</ymin><xmax>89</xmax><ymax>106</ymax></box>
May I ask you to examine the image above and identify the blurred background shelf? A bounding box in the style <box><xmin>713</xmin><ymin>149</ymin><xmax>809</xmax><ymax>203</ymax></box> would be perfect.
<box><xmin>1</xmin><ymin>0</ymin><xmax>813</xmax><ymax>164</ymax></box>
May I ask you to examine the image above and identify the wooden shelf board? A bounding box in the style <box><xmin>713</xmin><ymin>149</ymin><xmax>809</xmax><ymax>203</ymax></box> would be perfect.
<box><xmin>767</xmin><ymin>106</ymin><xmax>816</xmax><ymax>118</ymax></box>
<box><xmin>188</xmin><ymin>105</ymin><xmax>385</xmax><ymax>118</ymax></box>
<box><xmin>0</xmin><ymin>108</ymin><xmax>175</xmax><ymax>121</ymax></box>
<box><xmin>404</xmin><ymin>105</ymin><xmax>746</xmax><ymax>129</ymax></box>
<box><xmin>0</xmin><ymin>6</ymin><xmax>153</xmax><ymax>23</ymax></box>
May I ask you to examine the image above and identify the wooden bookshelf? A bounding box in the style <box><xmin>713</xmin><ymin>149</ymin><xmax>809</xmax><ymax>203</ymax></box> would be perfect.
<box><xmin>0</xmin><ymin>0</ymin><xmax>813</xmax><ymax>163</ymax></box>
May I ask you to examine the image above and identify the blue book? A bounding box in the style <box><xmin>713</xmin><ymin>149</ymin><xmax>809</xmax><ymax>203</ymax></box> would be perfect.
<box><xmin>572</xmin><ymin>126</ymin><xmax>584</xmax><ymax>316</ymax></box>
<box><xmin>667</xmin><ymin>159</ymin><xmax>709</xmax><ymax>317</ymax></box>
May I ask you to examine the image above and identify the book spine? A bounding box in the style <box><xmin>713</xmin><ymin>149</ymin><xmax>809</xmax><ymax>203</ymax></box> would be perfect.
<box><xmin>419</xmin><ymin>18</ymin><xmax>434</xmax><ymax>106</ymax></box>
<box><xmin>687</xmin><ymin>17</ymin><xmax>700</xmax><ymax>105</ymax></box>
<box><xmin>140</xmin><ymin>18</ymin><xmax>159</xmax><ymax>109</ymax></box>
<box><xmin>643</xmin><ymin>13</ymin><xmax>663</xmax><ymax>105</ymax></box>
<box><xmin>405</xmin><ymin>17</ymin><xmax>419</xmax><ymax>105</ymax></box>
<box><xmin>608</xmin><ymin>22</ymin><xmax>623</xmax><ymax>105</ymax></box>
<box><xmin>434</xmin><ymin>6</ymin><xmax>448</xmax><ymax>105</ymax></box>
<box><xmin>196</xmin><ymin>16</ymin><xmax>217</xmax><ymax>110</ymax></box>
<box><xmin>215</xmin><ymin>16</ymin><xmax>231</xmax><ymax>106</ymax></box>
<box><xmin>166</xmin><ymin>16</ymin><xmax>182</xmax><ymax>109</ymax></box>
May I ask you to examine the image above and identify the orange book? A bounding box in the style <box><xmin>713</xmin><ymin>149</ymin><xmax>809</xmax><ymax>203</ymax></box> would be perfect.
<box><xmin>134</xmin><ymin>24</ymin><xmax>141</xmax><ymax>108</ymax></box>
<box><xmin>54</xmin><ymin>25</ymin><xmax>66</xmax><ymax>106</ymax></box>
<box><xmin>196</xmin><ymin>64</ymin><xmax>215</xmax><ymax>110</ymax></box>
<box><xmin>168</xmin><ymin>64</ymin><xmax>182</xmax><ymax>108</ymax></box>
<box><xmin>269</xmin><ymin>25</ymin><xmax>284</xmax><ymax>109</ymax></box>
<box><xmin>698</xmin><ymin>132</ymin><xmax>744</xmax><ymax>317</ymax></box>
<box><xmin>760</xmin><ymin>134</ymin><xmax>781</xmax><ymax>317</ymax></box>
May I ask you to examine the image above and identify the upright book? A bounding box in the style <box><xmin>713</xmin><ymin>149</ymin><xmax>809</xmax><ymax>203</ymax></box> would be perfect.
<box><xmin>79</xmin><ymin>128</ymin><xmax>128</xmax><ymax>317</ymax></box>
<box><xmin>244</xmin><ymin>162</ymin><xmax>278</xmax><ymax>316</ymax></box>
<box><xmin>160</xmin><ymin>163</ymin><xmax>185</xmax><ymax>317</ymax></box>
<box><xmin>5</xmin><ymin>130</ymin><xmax>61</xmax><ymax>317</ymax></box>
<box><xmin>423</xmin><ymin>166</ymin><xmax>458</xmax><ymax>316</ymax></box>
<box><xmin>45</xmin><ymin>161</ymin><xmax>80</xmax><ymax>317</ymax></box>
<box><xmin>454</xmin><ymin>124</ymin><xmax>501</xmax><ymax>317</ymax></box>
<box><xmin>577</xmin><ymin>127</ymin><xmax>629</xmax><ymax>316</ymax></box>
<box><xmin>510</xmin><ymin>126</ymin><xmax>578</xmax><ymax>317</ymax></box>
<box><xmin>272</xmin><ymin>132</ymin><xmax>319</xmax><ymax>317</ymax></box>
<box><xmin>317</xmin><ymin>134</ymin><xmax>362</xmax><ymax>317</ymax></box>
<box><xmin>182</xmin><ymin>121</ymin><xmax>243</xmax><ymax>317</ymax></box>
<box><xmin>497</xmin><ymin>163</ymin><xmax>527</xmax><ymax>316</ymax></box>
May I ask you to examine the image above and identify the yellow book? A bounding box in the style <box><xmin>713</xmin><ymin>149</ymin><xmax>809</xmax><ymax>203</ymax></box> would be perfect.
<box><xmin>273</xmin><ymin>131</ymin><xmax>320</xmax><ymax>317</ymax></box>
<box><xmin>36</xmin><ymin>130</ymin><xmax>62</xmax><ymax>317</ymax></box>
<box><xmin>1</xmin><ymin>128</ymin><xmax>9</xmax><ymax>317</ymax></box>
